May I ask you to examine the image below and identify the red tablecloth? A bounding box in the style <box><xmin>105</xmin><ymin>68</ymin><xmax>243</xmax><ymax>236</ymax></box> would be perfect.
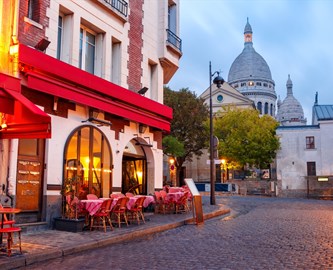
<box><xmin>80</xmin><ymin>199</ymin><xmax>104</xmax><ymax>216</ymax></box>
<box><xmin>166</xmin><ymin>192</ymin><xmax>184</xmax><ymax>203</ymax></box>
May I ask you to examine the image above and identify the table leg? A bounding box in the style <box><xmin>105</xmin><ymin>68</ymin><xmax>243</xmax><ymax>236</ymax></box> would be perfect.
<box><xmin>0</xmin><ymin>213</ymin><xmax>4</xmax><ymax>245</ymax></box>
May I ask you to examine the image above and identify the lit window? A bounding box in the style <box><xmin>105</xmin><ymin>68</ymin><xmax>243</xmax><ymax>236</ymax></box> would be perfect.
<box><xmin>248</xmin><ymin>81</ymin><xmax>254</xmax><ymax>86</ymax></box>
<box><xmin>79</xmin><ymin>27</ymin><xmax>96</xmax><ymax>74</ymax></box>
<box><xmin>306</xmin><ymin>136</ymin><xmax>315</xmax><ymax>149</ymax></box>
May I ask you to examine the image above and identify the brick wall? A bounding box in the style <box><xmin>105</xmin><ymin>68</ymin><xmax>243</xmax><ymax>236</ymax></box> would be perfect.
<box><xmin>18</xmin><ymin>0</ymin><xmax>50</xmax><ymax>48</ymax></box>
<box><xmin>127</xmin><ymin>0</ymin><xmax>144</xmax><ymax>92</ymax></box>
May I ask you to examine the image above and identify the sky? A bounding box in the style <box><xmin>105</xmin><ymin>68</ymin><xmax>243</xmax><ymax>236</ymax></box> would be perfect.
<box><xmin>168</xmin><ymin>0</ymin><xmax>333</xmax><ymax>123</ymax></box>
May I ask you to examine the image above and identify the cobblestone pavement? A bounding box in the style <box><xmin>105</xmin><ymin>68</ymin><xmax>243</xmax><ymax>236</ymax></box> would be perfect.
<box><xmin>15</xmin><ymin>196</ymin><xmax>333</xmax><ymax>270</ymax></box>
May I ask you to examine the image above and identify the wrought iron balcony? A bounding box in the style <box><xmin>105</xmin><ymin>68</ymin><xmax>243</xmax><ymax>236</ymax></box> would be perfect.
<box><xmin>166</xmin><ymin>29</ymin><xmax>182</xmax><ymax>52</ymax></box>
<box><xmin>103</xmin><ymin>0</ymin><xmax>128</xmax><ymax>17</ymax></box>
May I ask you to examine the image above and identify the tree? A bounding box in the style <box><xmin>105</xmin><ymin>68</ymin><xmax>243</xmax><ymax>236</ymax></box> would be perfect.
<box><xmin>163</xmin><ymin>86</ymin><xmax>209</xmax><ymax>185</ymax></box>
<box><xmin>214</xmin><ymin>106</ymin><xmax>280</xmax><ymax>171</ymax></box>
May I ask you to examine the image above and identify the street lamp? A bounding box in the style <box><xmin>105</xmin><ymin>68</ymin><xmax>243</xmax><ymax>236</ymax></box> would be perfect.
<box><xmin>209</xmin><ymin>61</ymin><xmax>224</xmax><ymax>205</ymax></box>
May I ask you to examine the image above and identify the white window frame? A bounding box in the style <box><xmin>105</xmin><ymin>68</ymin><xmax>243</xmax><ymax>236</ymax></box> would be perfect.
<box><xmin>79</xmin><ymin>26</ymin><xmax>96</xmax><ymax>74</ymax></box>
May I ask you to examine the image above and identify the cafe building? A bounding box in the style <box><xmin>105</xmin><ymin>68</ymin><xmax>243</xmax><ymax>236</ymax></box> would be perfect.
<box><xmin>0</xmin><ymin>0</ymin><xmax>181</xmax><ymax>225</ymax></box>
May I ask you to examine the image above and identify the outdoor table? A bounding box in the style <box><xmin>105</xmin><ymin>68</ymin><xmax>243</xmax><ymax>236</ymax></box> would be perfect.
<box><xmin>168</xmin><ymin>187</ymin><xmax>184</xmax><ymax>193</ymax></box>
<box><xmin>80</xmin><ymin>199</ymin><xmax>104</xmax><ymax>216</ymax></box>
<box><xmin>0</xmin><ymin>208</ymin><xmax>21</xmax><ymax>245</ymax></box>
<box><xmin>143</xmin><ymin>195</ymin><xmax>155</xmax><ymax>208</ymax></box>
<box><xmin>166</xmin><ymin>192</ymin><xmax>184</xmax><ymax>203</ymax></box>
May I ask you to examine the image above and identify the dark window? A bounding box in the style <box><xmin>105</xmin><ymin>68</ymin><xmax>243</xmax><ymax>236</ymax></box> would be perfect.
<box><xmin>270</xmin><ymin>104</ymin><xmax>273</xmax><ymax>115</ymax></box>
<box><xmin>307</xmin><ymin>162</ymin><xmax>316</xmax><ymax>176</ymax></box>
<box><xmin>306</xmin><ymin>136</ymin><xmax>315</xmax><ymax>149</ymax></box>
<box><xmin>241</xmin><ymin>82</ymin><xmax>246</xmax><ymax>87</ymax></box>
<box><xmin>257</xmin><ymin>102</ymin><xmax>262</xmax><ymax>114</ymax></box>
<box><xmin>28</xmin><ymin>0</ymin><xmax>39</xmax><ymax>22</ymax></box>
<box><xmin>256</xmin><ymin>82</ymin><xmax>262</xmax><ymax>86</ymax></box>
<box><xmin>264</xmin><ymin>102</ymin><xmax>268</xmax><ymax>114</ymax></box>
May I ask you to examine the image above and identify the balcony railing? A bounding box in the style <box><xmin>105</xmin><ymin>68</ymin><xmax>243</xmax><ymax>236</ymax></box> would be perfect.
<box><xmin>103</xmin><ymin>0</ymin><xmax>128</xmax><ymax>17</ymax></box>
<box><xmin>166</xmin><ymin>29</ymin><xmax>182</xmax><ymax>52</ymax></box>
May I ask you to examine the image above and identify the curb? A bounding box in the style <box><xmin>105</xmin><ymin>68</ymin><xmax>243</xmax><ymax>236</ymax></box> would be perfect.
<box><xmin>1</xmin><ymin>208</ymin><xmax>230</xmax><ymax>270</ymax></box>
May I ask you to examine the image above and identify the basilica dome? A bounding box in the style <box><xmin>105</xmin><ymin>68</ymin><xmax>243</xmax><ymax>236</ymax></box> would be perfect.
<box><xmin>228</xmin><ymin>20</ymin><xmax>272</xmax><ymax>82</ymax></box>
<box><xmin>227</xmin><ymin>18</ymin><xmax>276</xmax><ymax>117</ymax></box>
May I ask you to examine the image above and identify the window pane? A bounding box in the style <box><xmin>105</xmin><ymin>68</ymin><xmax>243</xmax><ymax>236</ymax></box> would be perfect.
<box><xmin>79</xmin><ymin>28</ymin><xmax>83</xmax><ymax>69</ymax></box>
<box><xmin>92</xmin><ymin>129</ymin><xmax>102</xmax><ymax>191</ymax></box>
<box><xmin>80</xmin><ymin>127</ymin><xmax>90</xmax><ymax>184</ymax></box>
<box><xmin>85</xmin><ymin>32</ymin><xmax>95</xmax><ymax>74</ymax></box>
<box><xmin>57</xmin><ymin>16</ymin><xmax>63</xmax><ymax>60</ymax></box>
<box><xmin>18</xmin><ymin>139</ymin><xmax>38</xmax><ymax>156</ymax></box>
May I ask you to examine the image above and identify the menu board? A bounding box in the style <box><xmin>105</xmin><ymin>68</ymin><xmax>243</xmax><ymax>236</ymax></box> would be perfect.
<box><xmin>184</xmin><ymin>178</ymin><xmax>200</xmax><ymax>196</ymax></box>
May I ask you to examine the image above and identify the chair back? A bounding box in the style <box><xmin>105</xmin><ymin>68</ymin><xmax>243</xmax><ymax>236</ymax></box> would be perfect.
<box><xmin>154</xmin><ymin>191</ymin><xmax>161</xmax><ymax>201</ymax></box>
<box><xmin>99</xmin><ymin>199</ymin><xmax>113</xmax><ymax>214</ymax></box>
<box><xmin>110</xmin><ymin>193</ymin><xmax>125</xmax><ymax>199</ymax></box>
<box><xmin>113</xmin><ymin>196</ymin><xmax>128</xmax><ymax>212</ymax></box>
<box><xmin>134</xmin><ymin>196</ymin><xmax>146</xmax><ymax>210</ymax></box>
<box><xmin>87</xmin><ymin>194</ymin><xmax>98</xmax><ymax>200</ymax></box>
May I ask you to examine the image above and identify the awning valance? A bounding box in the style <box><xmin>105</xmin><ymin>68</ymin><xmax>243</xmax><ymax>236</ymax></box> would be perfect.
<box><xmin>0</xmin><ymin>74</ymin><xmax>51</xmax><ymax>139</ymax></box>
<box><xmin>18</xmin><ymin>44</ymin><xmax>172</xmax><ymax>132</ymax></box>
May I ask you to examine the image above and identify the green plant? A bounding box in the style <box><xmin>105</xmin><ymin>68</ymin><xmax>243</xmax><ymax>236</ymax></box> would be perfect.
<box><xmin>60</xmin><ymin>176</ymin><xmax>84</xmax><ymax>220</ymax></box>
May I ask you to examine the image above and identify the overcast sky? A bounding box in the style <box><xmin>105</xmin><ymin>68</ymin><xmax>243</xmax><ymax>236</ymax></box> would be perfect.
<box><xmin>168</xmin><ymin>0</ymin><xmax>333</xmax><ymax>123</ymax></box>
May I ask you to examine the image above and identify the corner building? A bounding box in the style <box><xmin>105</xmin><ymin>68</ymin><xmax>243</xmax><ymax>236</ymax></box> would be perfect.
<box><xmin>0</xmin><ymin>0</ymin><xmax>181</xmax><ymax>225</ymax></box>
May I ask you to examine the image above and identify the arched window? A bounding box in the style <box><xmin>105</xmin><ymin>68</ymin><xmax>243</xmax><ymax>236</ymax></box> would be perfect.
<box><xmin>270</xmin><ymin>104</ymin><xmax>274</xmax><ymax>116</ymax></box>
<box><xmin>264</xmin><ymin>102</ymin><xmax>268</xmax><ymax>114</ymax></box>
<box><xmin>64</xmin><ymin>126</ymin><xmax>112</xmax><ymax>198</ymax></box>
<box><xmin>257</xmin><ymin>102</ymin><xmax>262</xmax><ymax>114</ymax></box>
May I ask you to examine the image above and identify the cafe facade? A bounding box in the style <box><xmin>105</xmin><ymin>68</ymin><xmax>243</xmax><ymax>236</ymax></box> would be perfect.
<box><xmin>0</xmin><ymin>0</ymin><xmax>181</xmax><ymax>225</ymax></box>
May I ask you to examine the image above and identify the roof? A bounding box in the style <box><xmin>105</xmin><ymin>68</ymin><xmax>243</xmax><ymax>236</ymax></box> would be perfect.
<box><xmin>313</xmin><ymin>105</ymin><xmax>333</xmax><ymax>120</ymax></box>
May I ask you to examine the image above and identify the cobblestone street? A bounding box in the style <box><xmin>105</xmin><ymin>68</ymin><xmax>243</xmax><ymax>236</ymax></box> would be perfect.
<box><xmin>17</xmin><ymin>196</ymin><xmax>333</xmax><ymax>270</ymax></box>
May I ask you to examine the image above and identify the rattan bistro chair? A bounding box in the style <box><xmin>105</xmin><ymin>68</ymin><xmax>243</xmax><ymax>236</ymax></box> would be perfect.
<box><xmin>127</xmin><ymin>196</ymin><xmax>146</xmax><ymax>225</ymax></box>
<box><xmin>111</xmin><ymin>196</ymin><xmax>129</xmax><ymax>228</ymax></box>
<box><xmin>90</xmin><ymin>199</ymin><xmax>113</xmax><ymax>232</ymax></box>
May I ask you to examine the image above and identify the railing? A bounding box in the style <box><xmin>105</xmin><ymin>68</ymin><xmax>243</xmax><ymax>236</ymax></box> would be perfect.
<box><xmin>166</xmin><ymin>29</ymin><xmax>182</xmax><ymax>52</ymax></box>
<box><xmin>103</xmin><ymin>0</ymin><xmax>128</xmax><ymax>17</ymax></box>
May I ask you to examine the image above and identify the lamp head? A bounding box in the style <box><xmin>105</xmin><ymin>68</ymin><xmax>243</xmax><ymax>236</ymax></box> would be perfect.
<box><xmin>213</xmin><ymin>73</ymin><xmax>225</xmax><ymax>88</ymax></box>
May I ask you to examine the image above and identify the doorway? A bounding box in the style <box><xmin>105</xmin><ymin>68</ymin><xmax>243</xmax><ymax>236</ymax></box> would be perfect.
<box><xmin>16</xmin><ymin>139</ymin><xmax>45</xmax><ymax>223</ymax></box>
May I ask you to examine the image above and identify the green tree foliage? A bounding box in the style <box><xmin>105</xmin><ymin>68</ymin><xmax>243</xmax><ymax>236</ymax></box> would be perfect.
<box><xmin>214</xmin><ymin>106</ymin><xmax>280</xmax><ymax>169</ymax></box>
<box><xmin>163</xmin><ymin>86</ymin><xmax>209</xmax><ymax>184</ymax></box>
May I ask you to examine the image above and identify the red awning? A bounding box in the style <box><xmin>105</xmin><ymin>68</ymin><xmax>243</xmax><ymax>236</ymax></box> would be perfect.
<box><xmin>0</xmin><ymin>74</ymin><xmax>51</xmax><ymax>139</ymax></box>
<box><xmin>18</xmin><ymin>44</ymin><xmax>172</xmax><ymax>132</ymax></box>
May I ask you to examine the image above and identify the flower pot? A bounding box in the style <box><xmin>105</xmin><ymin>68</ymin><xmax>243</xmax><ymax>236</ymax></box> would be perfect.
<box><xmin>54</xmin><ymin>217</ymin><xmax>86</xmax><ymax>233</ymax></box>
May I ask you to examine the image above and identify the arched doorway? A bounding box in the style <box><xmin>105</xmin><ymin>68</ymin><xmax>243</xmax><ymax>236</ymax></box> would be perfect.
<box><xmin>63</xmin><ymin>125</ymin><xmax>112</xmax><ymax>198</ymax></box>
<box><xmin>122</xmin><ymin>139</ymin><xmax>148</xmax><ymax>195</ymax></box>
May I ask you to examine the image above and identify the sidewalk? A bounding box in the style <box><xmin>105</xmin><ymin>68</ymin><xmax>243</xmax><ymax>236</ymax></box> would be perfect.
<box><xmin>0</xmin><ymin>196</ymin><xmax>230</xmax><ymax>270</ymax></box>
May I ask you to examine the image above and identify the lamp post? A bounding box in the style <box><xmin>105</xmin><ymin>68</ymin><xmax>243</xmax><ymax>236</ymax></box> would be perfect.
<box><xmin>209</xmin><ymin>61</ymin><xmax>224</xmax><ymax>205</ymax></box>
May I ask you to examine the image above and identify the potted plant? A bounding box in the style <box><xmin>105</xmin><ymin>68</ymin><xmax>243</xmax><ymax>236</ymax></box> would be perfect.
<box><xmin>53</xmin><ymin>176</ymin><xmax>87</xmax><ymax>232</ymax></box>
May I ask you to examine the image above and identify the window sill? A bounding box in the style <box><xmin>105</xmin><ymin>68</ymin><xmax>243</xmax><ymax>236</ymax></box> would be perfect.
<box><xmin>24</xmin><ymin>17</ymin><xmax>43</xmax><ymax>30</ymax></box>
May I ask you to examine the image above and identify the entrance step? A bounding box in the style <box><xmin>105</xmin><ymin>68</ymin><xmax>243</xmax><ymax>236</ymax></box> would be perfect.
<box><xmin>17</xmin><ymin>222</ymin><xmax>49</xmax><ymax>234</ymax></box>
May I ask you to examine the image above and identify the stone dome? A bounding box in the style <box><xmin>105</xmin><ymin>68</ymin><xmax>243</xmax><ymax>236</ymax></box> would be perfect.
<box><xmin>276</xmin><ymin>75</ymin><xmax>306</xmax><ymax>125</ymax></box>
<box><xmin>228</xmin><ymin>19</ymin><xmax>272</xmax><ymax>83</ymax></box>
<box><xmin>227</xmin><ymin>18</ymin><xmax>276</xmax><ymax>117</ymax></box>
